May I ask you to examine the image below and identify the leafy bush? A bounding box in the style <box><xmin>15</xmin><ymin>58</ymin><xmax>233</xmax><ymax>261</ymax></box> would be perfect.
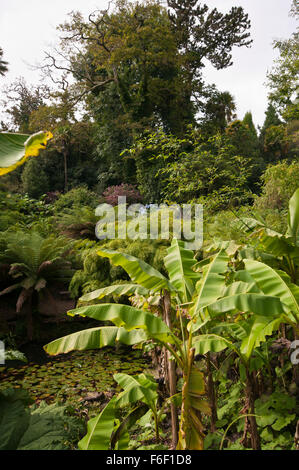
<box><xmin>126</xmin><ymin>128</ymin><xmax>254</xmax><ymax>209</ymax></box>
<box><xmin>0</xmin><ymin>191</ymin><xmax>53</xmax><ymax>229</ymax></box>
<box><xmin>69</xmin><ymin>238</ymin><xmax>168</xmax><ymax>298</ymax></box>
<box><xmin>21</xmin><ymin>157</ymin><xmax>50</xmax><ymax>199</ymax></box>
<box><xmin>54</xmin><ymin>186</ymin><xmax>100</xmax><ymax>213</ymax></box>
<box><xmin>255</xmin><ymin>391</ymin><xmax>296</xmax><ymax>450</ymax></box>
<box><xmin>254</xmin><ymin>161</ymin><xmax>299</xmax><ymax>211</ymax></box>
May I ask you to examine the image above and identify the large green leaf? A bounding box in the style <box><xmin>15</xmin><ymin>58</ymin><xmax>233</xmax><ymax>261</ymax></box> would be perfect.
<box><xmin>111</xmin><ymin>405</ymin><xmax>148</xmax><ymax>450</ymax></box>
<box><xmin>240</xmin><ymin>315</ymin><xmax>283</xmax><ymax>361</ymax></box>
<box><xmin>164</xmin><ymin>238</ymin><xmax>198</xmax><ymax>303</ymax></box>
<box><xmin>78</xmin><ymin>397</ymin><xmax>117</xmax><ymax>450</ymax></box>
<box><xmin>192</xmin><ymin>250</ymin><xmax>229</xmax><ymax>317</ymax></box>
<box><xmin>211</xmin><ymin>320</ymin><xmax>251</xmax><ymax>341</ymax></box>
<box><xmin>0</xmin><ymin>389</ymin><xmax>83</xmax><ymax>450</ymax></box>
<box><xmin>44</xmin><ymin>326</ymin><xmax>148</xmax><ymax>356</ymax></box>
<box><xmin>221</xmin><ymin>280</ymin><xmax>261</xmax><ymax>296</ymax></box>
<box><xmin>0</xmin><ymin>389</ymin><xmax>31</xmax><ymax>450</ymax></box>
<box><xmin>205</xmin><ymin>292</ymin><xmax>285</xmax><ymax>318</ymax></box>
<box><xmin>114</xmin><ymin>373</ymin><xmax>158</xmax><ymax>410</ymax></box>
<box><xmin>253</xmin><ymin>228</ymin><xmax>297</xmax><ymax>258</ymax></box>
<box><xmin>0</xmin><ymin>131</ymin><xmax>53</xmax><ymax>175</ymax></box>
<box><xmin>97</xmin><ymin>248</ymin><xmax>174</xmax><ymax>292</ymax></box>
<box><xmin>80</xmin><ymin>283</ymin><xmax>149</xmax><ymax>303</ymax></box>
<box><xmin>287</xmin><ymin>188</ymin><xmax>299</xmax><ymax>240</ymax></box>
<box><xmin>244</xmin><ymin>259</ymin><xmax>299</xmax><ymax>323</ymax></box>
<box><xmin>66</xmin><ymin>303</ymin><xmax>174</xmax><ymax>344</ymax></box>
<box><xmin>18</xmin><ymin>402</ymin><xmax>84</xmax><ymax>450</ymax></box>
<box><xmin>192</xmin><ymin>334</ymin><xmax>234</xmax><ymax>355</ymax></box>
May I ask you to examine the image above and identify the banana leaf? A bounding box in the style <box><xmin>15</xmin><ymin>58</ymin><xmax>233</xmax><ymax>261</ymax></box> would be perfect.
<box><xmin>80</xmin><ymin>283</ymin><xmax>149</xmax><ymax>303</ymax></box>
<box><xmin>78</xmin><ymin>397</ymin><xmax>117</xmax><ymax>450</ymax></box>
<box><xmin>164</xmin><ymin>238</ymin><xmax>198</xmax><ymax>303</ymax></box>
<box><xmin>97</xmin><ymin>248</ymin><xmax>174</xmax><ymax>292</ymax></box>
<box><xmin>44</xmin><ymin>326</ymin><xmax>148</xmax><ymax>356</ymax></box>
<box><xmin>0</xmin><ymin>131</ymin><xmax>53</xmax><ymax>175</ymax></box>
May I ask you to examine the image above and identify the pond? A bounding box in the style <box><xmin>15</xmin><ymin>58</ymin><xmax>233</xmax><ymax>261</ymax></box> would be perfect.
<box><xmin>0</xmin><ymin>346</ymin><xmax>151</xmax><ymax>417</ymax></box>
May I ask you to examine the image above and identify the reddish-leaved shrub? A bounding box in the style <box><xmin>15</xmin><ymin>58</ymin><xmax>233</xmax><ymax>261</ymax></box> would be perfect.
<box><xmin>103</xmin><ymin>183</ymin><xmax>143</xmax><ymax>206</ymax></box>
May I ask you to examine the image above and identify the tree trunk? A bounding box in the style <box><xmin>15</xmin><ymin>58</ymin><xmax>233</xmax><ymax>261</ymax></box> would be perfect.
<box><xmin>26</xmin><ymin>296</ymin><xmax>33</xmax><ymax>341</ymax></box>
<box><xmin>245</xmin><ymin>369</ymin><xmax>261</xmax><ymax>450</ymax></box>
<box><xmin>206</xmin><ymin>352</ymin><xmax>217</xmax><ymax>432</ymax></box>
<box><xmin>162</xmin><ymin>290</ymin><xmax>178</xmax><ymax>449</ymax></box>
<box><xmin>292</xmin><ymin>328</ymin><xmax>299</xmax><ymax>386</ymax></box>
<box><xmin>295</xmin><ymin>420</ymin><xmax>299</xmax><ymax>450</ymax></box>
<box><xmin>63</xmin><ymin>149</ymin><xmax>68</xmax><ymax>193</ymax></box>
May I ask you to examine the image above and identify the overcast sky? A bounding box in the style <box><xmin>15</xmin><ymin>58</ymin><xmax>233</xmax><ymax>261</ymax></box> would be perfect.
<box><xmin>0</xmin><ymin>0</ymin><xmax>297</xmax><ymax>127</ymax></box>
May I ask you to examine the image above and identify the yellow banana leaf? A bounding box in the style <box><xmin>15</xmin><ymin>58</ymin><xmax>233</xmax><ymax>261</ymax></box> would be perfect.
<box><xmin>0</xmin><ymin>131</ymin><xmax>53</xmax><ymax>176</ymax></box>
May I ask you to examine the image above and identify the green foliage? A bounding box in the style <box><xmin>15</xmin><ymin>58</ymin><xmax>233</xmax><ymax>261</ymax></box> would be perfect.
<box><xmin>45</xmin><ymin>235</ymin><xmax>296</xmax><ymax>450</ymax></box>
<box><xmin>255</xmin><ymin>391</ymin><xmax>297</xmax><ymax>450</ymax></box>
<box><xmin>198</xmin><ymin>86</ymin><xmax>237</xmax><ymax>134</ymax></box>
<box><xmin>78</xmin><ymin>372</ymin><xmax>159</xmax><ymax>450</ymax></box>
<box><xmin>254</xmin><ymin>161</ymin><xmax>299</xmax><ymax>211</ymax></box>
<box><xmin>267</xmin><ymin>31</ymin><xmax>299</xmax><ymax>121</ymax></box>
<box><xmin>0</xmin><ymin>229</ymin><xmax>74</xmax><ymax>338</ymax></box>
<box><xmin>1</xmin><ymin>0</ymin><xmax>298</xmax><ymax>452</ymax></box>
<box><xmin>55</xmin><ymin>206</ymin><xmax>99</xmax><ymax>240</ymax></box>
<box><xmin>0</xmin><ymin>388</ymin><xmax>84</xmax><ymax>450</ymax></box>
<box><xmin>21</xmin><ymin>157</ymin><xmax>50</xmax><ymax>198</ymax></box>
<box><xmin>54</xmin><ymin>186</ymin><xmax>100</xmax><ymax>213</ymax></box>
<box><xmin>127</xmin><ymin>127</ymin><xmax>254</xmax><ymax>208</ymax></box>
<box><xmin>69</xmin><ymin>238</ymin><xmax>168</xmax><ymax>298</ymax></box>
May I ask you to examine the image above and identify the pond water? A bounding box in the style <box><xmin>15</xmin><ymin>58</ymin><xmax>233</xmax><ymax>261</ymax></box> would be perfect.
<box><xmin>0</xmin><ymin>346</ymin><xmax>150</xmax><ymax>416</ymax></box>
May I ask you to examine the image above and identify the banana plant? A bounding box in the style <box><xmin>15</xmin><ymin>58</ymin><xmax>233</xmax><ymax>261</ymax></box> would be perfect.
<box><xmin>44</xmin><ymin>239</ymin><xmax>214</xmax><ymax>449</ymax></box>
<box><xmin>190</xmin><ymin>259</ymin><xmax>291</xmax><ymax>450</ymax></box>
<box><xmin>44</xmin><ymin>238</ymin><xmax>288</xmax><ymax>450</ymax></box>
<box><xmin>78</xmin><ymin>372</ymin><xmax>160</xmax><ymax>450</ymax></box>
<box><xmin>0</xmin><ymin>131</ymin><xmax>53</xmax><ymax>175</ymax></box>
<box><xmin>239</xmin><ymin>188</ymin><xmax>299</xmax><ymax>283</ymax></box>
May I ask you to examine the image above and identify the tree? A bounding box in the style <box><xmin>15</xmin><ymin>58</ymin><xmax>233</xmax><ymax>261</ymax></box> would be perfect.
<box><xmin>0</xmin><ymin>48</ymin><xmax>8</xmax><ymax>77</ymax></box>
<box><xmin>1</xmin><ymin>78</ymin><xmax>49</xmax><ymax>133</ymax></box>
<box><xmin>243</xmin><ymin>111</ymin><xmax>258</xmax><ymax>139</ymax></box>
<box><xmin>199</xmin><ymin>86</ymin><xmax>237</xmax><ymax>134</ymax></box>
<box><xmin>266</xmin><ymin>1</ymin><xmax>299</xmax><ymax>122</ymax></box>
<box><xmin>29</xmin><ymin>92</ymin><xmax>99</xmax><ymax>192</ymax></box>
<box><xmin>42</xmin><ymin>0</ymin><xmax>252</xmax><ymax>136</ymax></box>
<box><xmin>125</xmin><ymin>127</ymin><xmax>253</xmax><ymax>207</ymax></box>
<box><xmin>43</xmin><ymin>1</ymin><xmax>181</xmax><ymax>131</ymax></box>
<box><xmin>261</xmin><ymin>103</ymin><xmax>282</xmax><ymax>132</ymax></box>
<box><xmin>21</xmin><ymin>157</ymin><xmax>50</xmax><ymax>198</ymax></box>
<box><xmin>259</xmin><ymin>103</ymin><xmax>297</xmax><ymax>164</ymax></box>
<box><xmin>0</xmin><ymin>231</ymin><xmax>73</xmax><ymax>340</ymax></box>
<box><xmin>225</xmin><ymin>119</ymin><xmax>264</xmax><ymax>188</ymax></box>
<box><xmin>167</xmin><ymin>0</ymin><xmax>252</xmax><ymax>121</ymax></box>
<box><xmin>44</xmin><ymin>240</ymin><xmax>288</xmax><ymax>450</ymax></box>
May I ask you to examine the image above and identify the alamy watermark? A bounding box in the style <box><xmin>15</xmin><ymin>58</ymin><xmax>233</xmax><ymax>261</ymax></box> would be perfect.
<box><xmin>290</xmin><ymin>340</ymin><xmax>299</xmax><ymax>365</ymax></box>
<box><xmin>0</xmin><ymin>340</ymin><xmax>4</xmax><ymax>365</ymax></box>
<box><xmin>95</xmin><ymin>196</ymin><xmax>203</xmax><ymax>250</ymax></box>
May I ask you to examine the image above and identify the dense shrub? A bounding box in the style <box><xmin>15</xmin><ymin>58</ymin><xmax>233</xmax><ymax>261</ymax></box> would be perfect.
<box><xmin>54</xmin><ymin>187</ymin><xmax>100</xmax><ymax>213</ymax></box>
<box><xmin>254</xmin><ymin>161</ymin><xmax>299</xmax><ymax>211</ymax></box>
<box><xmin>0</xmin><ymin>191</ymin><xmax>53</xmax><ymax>230</ymax></box>
<box><xmin>21</xmin><ymin>158</ymin><xmax>50</xmax><ymax>199</ymax></box>
<box><xmin>69</xmin><ymin>238</ymin><xmax>168</xmax><ymax>299</ymax></box>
